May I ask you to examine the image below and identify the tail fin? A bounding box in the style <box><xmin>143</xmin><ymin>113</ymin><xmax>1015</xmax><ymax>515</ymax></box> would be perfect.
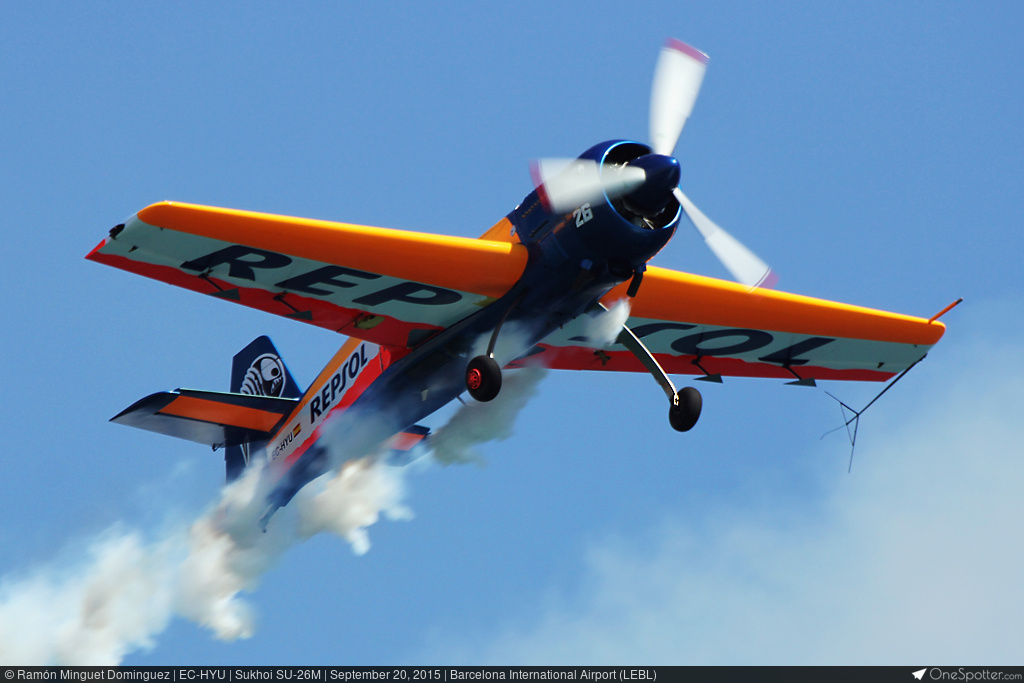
<box><xmin>230</xmin><ymin>336</ymin><xmax>302</xmax><ymax>399</ymax></box>
<box><xmin>225</xmin><ymin>336</ymin><xmax>301</xmax><ymax>481</ymax></box>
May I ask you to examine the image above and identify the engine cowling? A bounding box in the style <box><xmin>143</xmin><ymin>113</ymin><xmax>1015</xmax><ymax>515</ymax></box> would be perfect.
<box><xmin>571</xmin><ymin>140</ymin><xmax>681</xmax><ymax>271</ymax></box>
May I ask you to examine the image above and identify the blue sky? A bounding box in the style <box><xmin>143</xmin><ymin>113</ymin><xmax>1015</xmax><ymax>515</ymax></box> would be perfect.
<box><xmin>1</xmin><ymin>0</ymin><xmax>1022</xmax><ymax>665</ymax></box>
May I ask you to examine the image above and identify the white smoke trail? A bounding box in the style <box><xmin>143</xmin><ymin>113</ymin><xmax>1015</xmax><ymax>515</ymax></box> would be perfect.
<box><xmin>429</xmin><ymin>367</ymin><xmax>547</xmax><ymax>466</ymax></box>
<box><xmin>0</xmin><ymin>367</ymin><xmax>545</xmax><ymax>664</ymax></box>
<box><xmin>0</xmin><ymin>528</ymin><xmax>178</xmax><ymax>664</ymax></box>
<box><xmin>584</xmin><ymin>299</ymin><xmax>630</xmax><ymax>348</ymax></box>
<box><xmin>295</xmin><ymin>458</ymin><xmax>414</xmax><ymax>553</ymax></box>
<box><xmin>171</xmin><ymin>465</ymin><xmax>279</xmax><ymax>642</ymax></box>
<box><xmin>0</xmin><ymin>456</ymin><xmax>408</xmax><ymax>665</ymax></box>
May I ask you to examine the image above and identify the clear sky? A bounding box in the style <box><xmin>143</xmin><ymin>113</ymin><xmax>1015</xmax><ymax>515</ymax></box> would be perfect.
<box><xmin>1</xmin><ymin>0</ymin><xmax>1022</xmax><ymax>665</ymax></box>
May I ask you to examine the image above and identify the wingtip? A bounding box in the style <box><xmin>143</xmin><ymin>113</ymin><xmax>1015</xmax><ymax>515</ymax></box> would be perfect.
<box><xmin>85</xmin><ymin>238</ymin><xmax>107</xmax><ymax>261</ymax></box>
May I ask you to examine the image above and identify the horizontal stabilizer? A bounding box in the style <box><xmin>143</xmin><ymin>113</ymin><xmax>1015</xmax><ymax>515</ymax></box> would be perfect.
<box><xmin>111</xmin><ymin>389</ymin><xmax>299</xmax><ymax>448</ymax></box>
<box><xmin>382</xmin><ymin>424</ymin><xmax>430</xmax><ymax>466</ymax></box>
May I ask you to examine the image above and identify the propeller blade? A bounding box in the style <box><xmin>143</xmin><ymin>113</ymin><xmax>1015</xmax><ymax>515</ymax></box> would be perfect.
<box><xmin>673</xmin><ymin>187</ymin><xmax>778</xmax><ymax>289</ymax></box>
<box><xmin>649</xmin><ymin>39</ymin><xmax>708</xmax><ymax>156</ymax></box>
<box><xmin>530</xmin><ymin>158</ymin><xmax>645</xmax><ymax>214</ymax></box>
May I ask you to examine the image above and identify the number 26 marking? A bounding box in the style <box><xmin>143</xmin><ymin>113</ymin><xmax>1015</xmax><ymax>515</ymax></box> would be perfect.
<box><xmin>573</xmin><ymin>203</ymin><xmax>593</xmax><ymax>227</ymax></box>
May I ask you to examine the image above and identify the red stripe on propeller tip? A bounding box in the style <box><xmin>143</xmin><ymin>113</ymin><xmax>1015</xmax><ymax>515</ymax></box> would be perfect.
<box><xmin>529</xmin><ymin>160</ymin><xmax>554</xmax><ymax>213</ymax></box>
<box><xmin>665</xmin><ymin>38</ymin><xmax>709</xmax><ymax>65</ymax></box>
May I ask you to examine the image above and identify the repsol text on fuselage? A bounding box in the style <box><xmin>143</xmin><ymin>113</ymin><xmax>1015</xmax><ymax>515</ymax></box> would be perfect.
<box><xmin>309</xmin><ymin>343</ymin><xmax>370</xmax><ymax>422</ymax></box>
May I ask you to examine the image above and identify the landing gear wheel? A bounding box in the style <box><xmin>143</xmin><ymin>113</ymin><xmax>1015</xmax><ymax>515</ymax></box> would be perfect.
<box><xmin>668</xmin><ymin>386</ymin><xmax>702</xmax><ymax>432</ymax></box>
<box><xmin>466</xmin><ymin>355</ymin><xmax>502</xmax><ymax>402</ymax></box>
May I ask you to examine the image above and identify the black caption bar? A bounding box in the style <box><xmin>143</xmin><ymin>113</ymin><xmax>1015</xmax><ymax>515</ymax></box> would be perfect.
<box><xmin>1</xmin><ymin>667</ymin><xmax>1023</xmax><ymax>683</ymax></box>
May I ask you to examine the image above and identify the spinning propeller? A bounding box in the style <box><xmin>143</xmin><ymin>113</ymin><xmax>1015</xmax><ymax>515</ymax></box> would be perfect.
<box><xmin>531</xmin><ymin>39</ymin><xmax>778</xmax><ymax>290</ymax></box>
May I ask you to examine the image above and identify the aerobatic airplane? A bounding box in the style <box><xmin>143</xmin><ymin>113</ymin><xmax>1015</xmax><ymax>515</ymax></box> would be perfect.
<box><xmin>88</xmin><ymin>40</ymin><xmax>951</xmax><ymax>528</ymax></box>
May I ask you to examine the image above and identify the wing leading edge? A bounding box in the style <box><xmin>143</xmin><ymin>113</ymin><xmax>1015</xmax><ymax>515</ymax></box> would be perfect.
<box><xmin>525</xmin><ymin>266</ymin><xmax>945</xmax><ymax>382</ymax></box>
<box><xmin>87</xmin><ymin>202</ymin><xmax>529</xmax><ymax>350</ymax></box>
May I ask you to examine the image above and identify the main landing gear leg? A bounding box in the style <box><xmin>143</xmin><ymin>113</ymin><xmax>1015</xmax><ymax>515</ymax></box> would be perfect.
<box><xmin>465</xmin><ymin>291</ymin><xmax>528</xmax><ymax>402</ymax></box>
<box><xmin>616</xmin><ymin>322</ymin><xmax>702</xmax><ymax>432</ymax></box>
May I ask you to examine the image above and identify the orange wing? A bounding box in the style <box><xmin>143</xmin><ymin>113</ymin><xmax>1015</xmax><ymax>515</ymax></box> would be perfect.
<box><xmin>520</xmin><ymin>266</ymin><xmax>945</xmax><ymax>382</ymax></box>
<box><xmin>87</xmin><ymin>202</ymin><xmax>528</xmax><ymax>350</ymax></box>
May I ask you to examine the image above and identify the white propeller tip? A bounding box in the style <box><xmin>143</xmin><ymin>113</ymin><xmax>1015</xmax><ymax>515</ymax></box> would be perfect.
<box><xmin>674</xmin><ymin>186</ymin><xmax>779</xmax><ymax>290</ymax></box>
<box><xmin>650</xmin><ymin>38</ymin><xmax>710</xmax><ymax>156</ymax></box>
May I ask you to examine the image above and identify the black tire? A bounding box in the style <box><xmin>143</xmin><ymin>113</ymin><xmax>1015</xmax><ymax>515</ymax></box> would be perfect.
<box><xmin>466</xmin><ymin>355</ymin><xmax>502</xmax><ymax>402</ymax></box>
<box><xmin>668</xmin><ymin>386</ymin><xmax>702</xmax><ymax>432</ymax></box>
